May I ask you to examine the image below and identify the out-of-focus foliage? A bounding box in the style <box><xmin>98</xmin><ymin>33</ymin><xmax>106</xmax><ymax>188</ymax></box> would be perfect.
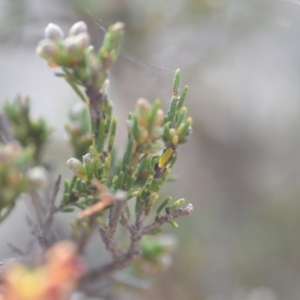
<box><xmin>0</xmin><ymin>142</ymin><xmax>47</xmax><ymax>222</ymax></box>
<box><xmin>3</xmin><ymin>96</ymin><xmax>51</xmax><ymax>163</ymax></box>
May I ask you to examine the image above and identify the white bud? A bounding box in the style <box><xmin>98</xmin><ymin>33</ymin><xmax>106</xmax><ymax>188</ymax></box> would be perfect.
<box><xmin>76</xmin><ymin>32</ymin><xmax>90</xmax><ymax>49</ymax></box>
<box><xmin>82</xmin><ymin>153</ymin><xmax>92</xmax><ymax>165</ymax></box>
<box><xmin>111</xmin><ymin>22</ymin><xmax>124</xmax><ymax>32</ymax></box>
<box><xmin>26</xmin><ymin>167</ymin><xmax>48</xmax><ymax>190</ymax></box>
<box><xmin>65</xmin><ymin>33</ymin><xmax>90</xmax><ymax>56</ymax></box>
<box><xmin>67</xmin><ymin>158</ymin><xmax>84</xmax><ymax>173</ymax></box>
<box><xmin>69</xmin><ymin>21</ymin><xmax>88</xmax><ymax>36</ymax></box>
<box><xmin>36</xmin><ymin>39</ymin><xmax>58</xmax><ymax>60</ymax></box>
<box><xmin>45</xmin><ymin>23</ymin><xmax>64</xmax><ymax>40</ymax></box>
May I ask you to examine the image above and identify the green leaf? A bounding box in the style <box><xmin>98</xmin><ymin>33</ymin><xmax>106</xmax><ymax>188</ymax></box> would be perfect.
<box><xmin>65</xmin><ymin>75</ymin><xmax>88</xmax><ymax>104</ymax></box>
<box><xmin>168</xmin><ymin>96</ymin><xmax>177</xmax><ymax>122</ymax></box>
<box><xmin>62</xmin><ymin>207</ymin><xmax>75</xmax><ymax>213</ymax></box>
<box><xmin>122</xmin><ymin>138</ymin><xmax>134</xmax><ymax>170</ymax></box>
<box><xmin>170</xmin><ymin>198</ymin><xmax>185</xmax><ymax>211</ymax></box>
<box><xmin>108</xmin><ymin>117</ymin><xmax>117</xmax><ymax>152</ymax></box>
<box><xmin>177</xmin><ymin>85</ymin><xmax>189</xmax><ymax>111</ymax></box>
<box><xmin>168</xmin><ymin>220</ymin><xmax>179</xmax><ymax>228</ymax></box>
<box><xmin>175</xmin><ymin>106</ymin><xmax>187</xmax><ymax>128</ymax></box>
<box><xmin>156</xmin><ymin>196</ymin><xmax>172</xmax><ymax>215</ymax></box>
<box><xmin>96</xmin><ymin>118</ymin><xmax>106</xmax><ymax>152</ymax></box>
<box><xmin>172</xmin><ymin>69</ymin><xmax>181</xmax><ymax>97</ymax></box>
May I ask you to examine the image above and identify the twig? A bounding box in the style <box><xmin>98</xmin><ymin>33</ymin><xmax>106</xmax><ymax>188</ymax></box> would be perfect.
<box><xmin>108</xmin><ymin>191</ymin><xmax>127</xmax><ymax>231</ymax></box>
<box><xmin>99</xmin><ymin>228</ymin><xmax>123</xmax><ymax>259</ymax></box>
<box><xmin>27</xmin><ymin>176</ymin><xmax>62</xmax><ymax>250</ymax></box>
<box><xmin>99</xmin><ymin>191</ymin><xmax>127</xmax><ymax>259</ymax></box>
<box><xmin>26</xmin><ymin>215</ymin><xmax>47</xmax><ymax>250</ymax></box>
<box><xmin>79</xmin><ymin>249</ymin><xmax>140</xmax><ymax>286</ymax></box>
<box><xmin>41</xmin><ymin>175</ymin><xmax>61</xmax><ymax>237</ymax></box>
<box><xmin>85</xmin><ymin>86</ymin><xmax>105</xmax><ymax>140</ymax></box>
<box><xmin>120</xmin><ymin>212</ymin><xmax>133</xmax><ymax>231</ymax></box>
<box><xmin>142</xmin><ymin>203</ymin><xmax>194</xmax><ymax>235</ymax></box>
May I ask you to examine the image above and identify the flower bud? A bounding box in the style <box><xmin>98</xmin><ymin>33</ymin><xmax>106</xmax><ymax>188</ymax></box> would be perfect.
<box><xmin>44</xmin><ymin>23</ymin><xmax>64</xmax><ymax>40</ymax></box>
<box><xmin>151</xmin><ymin>127</ymin><xmax>163</xmax><ymax>140</ymax></box>
<box><xmin>26</xmin><ymin>167</ymin><xmax>48</xmax><ymax>190</ymax></box>
<box><xmin>136</xmin><ymin>98</ymin><xmax>151</xmax><ymax>116</ymax></box>
<box><xmin>111</xmin><ymin>22</ymin><xmax>125</xmax><ymax>33</ymax></box>
<box><xmin>36</xmin><ymin>39</ymin><xmax>58</xmax><ymax>61</ymax></box>
<box><xmin>138</xmin><ymin>127</ymin><xmax>149</xmax><ymax>143</ymax></box>
<box><xmin>69</xmin><ymin>21</ymin><xmax>88</xmax><ymax>36</ymax></box>
<box><xmin>82</xmin><ymin>153</ymin><xmax>92</xmax><ymax>165</ymax></box>
<box><xmin>154</xmin><ymin>109</ymin><xmax>164</xmax><ymax>126</ymax></box>
<box><xmin>148</xmin><ymin>140</ymin><xmax>164</xmax><ymax>153</ymax></box>
<box><xmin>65</xmin><ymin>33</ymin><xmax>90</xmax><ymax>57</ymax></box>
<box><xmin>66</xmin><ymin>158</ymin><xmax>87</xmax><ymax>181</ymax></box>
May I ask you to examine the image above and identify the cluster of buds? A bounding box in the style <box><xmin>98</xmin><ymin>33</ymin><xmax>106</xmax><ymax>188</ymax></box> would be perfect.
<box><xmin>127</xmin><ymin>98</ymin><xmax>164</xmax><ymax>153</ymax></box>
<box><xmin>36</xmin><ymin>21</ymin><xmax>124</xmax><ymax>92</ymax></box>
<box><xmin>66</xmin><ymin>145</ymin><xmax>111</xmax><ymax>183</ymax></box>
<box><xmin>0</xmin><ymin>241</ymin><xmax>85</xmax><ymax>300</ymax></box>
<box><xmin>0</xmin><ymin>142</ymin><xmax>47</xmax><ymax>219</ymax></box>
<box><xmin>139</xmin><ymin>234</ymin><xmax>178</xmax><ymax>273</ymax></box>
<box><xmin>64</xmin><ymin>146</ymin><xmax>113</xmax><ymax>210</ymax></box>
<box><xmin>36</xmin><ymin>21</ymin><xmax>90</xmax><ymax>68</ymax></box>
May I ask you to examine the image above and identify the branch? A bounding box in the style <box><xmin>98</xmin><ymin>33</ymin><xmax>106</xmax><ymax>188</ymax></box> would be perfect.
<box><xmin>27</xmin><ymin>176</ymin><xmax>62</xmax><ymax>250</ymax></box>
<box><xmin>108</xmin><ymin>191</ymin><xmax>127</xmax><ymax>232</ymax></box>
<box><xmin>79</xmin><ymin>249</ymin><xmax>140</xmax><ymax>286</ymax></box>
<box><xmin>99</xmin><ymin>190</ymin><xmax>127</xmax><ymax>259</ymax></box>
<box><xmin>142</xmin><ymin>203</ymin><xmax>193</xmax><ymax>235</ymax></box>
<box><xmin>41</xmin><ymin>175</ymin><xmax>61</xmax><ymax>237</ymax></box>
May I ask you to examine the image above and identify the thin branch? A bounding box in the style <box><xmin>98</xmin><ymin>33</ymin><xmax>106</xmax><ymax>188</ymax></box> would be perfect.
<box><xmin>27</xmin><ymin>176</ymin><xmax>62</xmax><ymax>250</ymax></box>
<box><xmin>99</xmin><ymin>190</ymin><xmax>127</xmax><ymax>259</ymax></box>
<box><xmin>120</xmin><ymin>212</ymin><xmax>132</xmax><ymax>231</ymax></box>
<box><xmin>135</xmin><ymin>195</ymin><xmax>148</xmax><ymax>229</ymax></box>
<box><xmin>79</xmin><ymin>249</ymin><xmax>140</xmax><ymax>286</ymax></box>
<box><xmin>142</xmin><ymin>203</ymin><xmax>194</xmax><ymax>235</ymax></box>
<box><xmin>108</xmin><ymin>190</ymin><xmax>127</xmax><ymax>231</ymax></box>
<box><xmin>26</xmin><ymin>215</ymin><xmax>47</xmax><ymax>250</ymax></box>
<box><xmin>41</xmin><ymin>175</ymin><xmax>61</xmax><ymax>237</ymax></box>
<box><xmin>99</xmin><ymin>228</ymin><xmax>123</xmax><ymax>259</ymax></box>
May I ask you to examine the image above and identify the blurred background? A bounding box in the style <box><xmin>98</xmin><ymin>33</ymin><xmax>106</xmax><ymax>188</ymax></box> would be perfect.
<box><xmin>1</xmin><ymin>0</ymin><xmax>300</xmax><ymax>299</ymax></box>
